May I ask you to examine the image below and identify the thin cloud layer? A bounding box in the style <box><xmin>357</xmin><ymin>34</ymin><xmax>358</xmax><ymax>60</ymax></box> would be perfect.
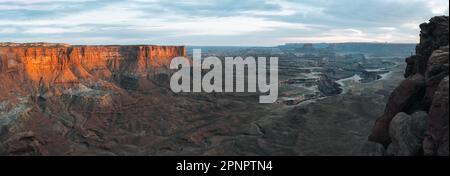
<box><xmin>0</xmin><ymin>0</ymin><xmax>448</xmax><ymax>46</ymax></box>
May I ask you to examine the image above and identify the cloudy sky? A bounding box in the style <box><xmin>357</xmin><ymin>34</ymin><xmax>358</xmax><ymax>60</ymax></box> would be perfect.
<box><xmin>0</xmin><ymin>0</ymin><xmax>448</xmax><ymax>46</ymax></box>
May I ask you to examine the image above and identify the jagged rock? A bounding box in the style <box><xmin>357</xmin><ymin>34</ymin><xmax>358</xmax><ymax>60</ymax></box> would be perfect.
<box><xmin>387</xmin><ymin>111</ymin><xmax>429</xmax><ymax>156</ymax></box>
<box><xmin>423</xmin><ymin>46</ymin><xmax>449</xmax><ymax>109</ymax></box>
<box><xmin>369</xmin><ymin>16</ymin><xmax>449</xmax><ymax>152</ymax></box>
<box><xmin>369</xmin><ymin>74</ymin><xmax>426</xmax><ymax>146</ymax></box>
<box><xmin>423</xmin><ymin>76</ymin><xmax>449</xmax><ymax>156</ymax></box>
<box><xmin>361</xmin><ymin>142</ymin><xmax>386</xmax><ymax>156</ymax></box>
<box><xmin>404</xmin><ymin>55</ymin><xmax>417</xmax><ymax>78</ymax></box>
<box><xmin>405</xmin><ymin>16</ymin><xmax>449</xmax><ymax>77</ymax></box>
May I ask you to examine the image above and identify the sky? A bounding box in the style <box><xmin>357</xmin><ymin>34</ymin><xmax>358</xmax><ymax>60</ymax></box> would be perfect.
<box><xmin>0</xmin><ymin>0</ymin><xmax>448</xmax><ymax>46</ymax></box>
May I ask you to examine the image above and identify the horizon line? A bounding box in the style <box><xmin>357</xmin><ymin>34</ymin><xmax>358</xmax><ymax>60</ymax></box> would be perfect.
<box><xmin>1</xmin><ymin>41</ymin><xmax>418</xmax><ymax>48</ymax></box>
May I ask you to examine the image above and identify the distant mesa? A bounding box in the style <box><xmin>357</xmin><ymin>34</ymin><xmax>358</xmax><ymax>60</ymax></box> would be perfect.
<box><xmin>0</xmin><ymin>42</ymin><xmax>186</xmax><ymax>93</ymax></box>
<box><xmin>0</xmin><ymin>41</ymin><xmax>188</xmax><ymax>155</ymax></box>
<box><xmin>279</xmin><ymin>42</ymin><xmax>416</xmax><ymax>57</ymax></box>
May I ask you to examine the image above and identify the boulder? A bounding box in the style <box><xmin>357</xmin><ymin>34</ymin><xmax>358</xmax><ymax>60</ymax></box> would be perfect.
<box><xmin>423</xmin><ymin>46</ymin><xmax>449</xmax><ymax>109</ymax></box>
<box><xmin>387</xmin><ymin>111</ymin><xmax>429</xmax><ymax>156</ymax></box>
<box><xmin>423</xmin><ymin>76</ymin><xmax>449</xmax><ymax>156</ymax></box>
<box><xmin>369</xmin><ymin>74</ymin><xmax>426</xmax><ymax>146</ymax></box>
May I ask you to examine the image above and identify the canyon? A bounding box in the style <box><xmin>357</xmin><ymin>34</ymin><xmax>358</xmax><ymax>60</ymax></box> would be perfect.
<box><xmin>1</xmin><ymin>16</ymin><xmax>446</xmax><ymax>156</ymax></box>
<box><xmin>0</xmin><ymin>40</ymin><xmax>410</xmax><ymax>155</ymax></box>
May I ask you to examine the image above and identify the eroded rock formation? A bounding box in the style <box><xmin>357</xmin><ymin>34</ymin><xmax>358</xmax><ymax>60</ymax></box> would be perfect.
<box><xmin>368</xmin><ymin>16</ymin><xmax>449</xmax><ymax>156</ymax></box>
<box><xmin>0</xmin><ymin>43</ymin><xmax>186</xmax><ymax>155</ymax></box>
<box><xmin>0</xmin><ymin>43</ymin><xmax>185</xmax><ymax>92</ymax></box>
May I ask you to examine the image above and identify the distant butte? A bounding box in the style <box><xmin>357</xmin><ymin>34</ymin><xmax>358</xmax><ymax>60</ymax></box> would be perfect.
<box><xmin>0</xmin><ymin>42</ymin><xmax>186</xmax><ymax>96</ymax></box>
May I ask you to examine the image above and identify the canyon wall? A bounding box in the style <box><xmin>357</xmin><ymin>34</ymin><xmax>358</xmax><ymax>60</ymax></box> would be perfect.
<box><xmin>0</xmin><ymin>43</ymin><xmax>186</xmax><ymax>155</ymax></box>
<box><xmin>368</xmin><ymin>16</ymin><xmax>449</xmax><ymax>156</ymax></box>
<box><xmin>0</xmin><ymin>43</ymin><xmax>185</xmax><ymax>95</ymax></box>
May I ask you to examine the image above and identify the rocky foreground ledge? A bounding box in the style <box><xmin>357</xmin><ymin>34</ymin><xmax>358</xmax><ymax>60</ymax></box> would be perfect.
<box><xmin>367</xmin><ymin>16</ymin><xmax>449</xmax><ymax>156</ymax></box>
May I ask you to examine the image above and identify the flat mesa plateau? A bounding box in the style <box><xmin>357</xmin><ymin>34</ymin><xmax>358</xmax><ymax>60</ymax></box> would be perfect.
<box><xmin>0</xmin><ymin>42</ymin><xmax>411</xmax><ymax>155</ymax></box>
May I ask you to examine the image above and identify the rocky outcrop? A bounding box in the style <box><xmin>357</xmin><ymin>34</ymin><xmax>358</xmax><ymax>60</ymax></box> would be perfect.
<box><xmin>387</xmin><ymin>111</ymin><xmax>428</xmax><ymax>156</ymax></box>
<box><xmin>424</xmin><ymin>46</ymin><xmax>449</xmax><ymax>110</ymax></box>
<box><xmin>368</xmin><ymin>16</ymin><xmax>449</xmax><ymax>156</ymax></box>
<box><xmin>423</xmin><ymin>76</ymin><xmax>449</xmax><ymax>156</ymax></box>
<box><xmin>369</xmin><ymin>74</ymin><xmax>426</xmax><ymax>145</ymax></box>
<box><xmin>405</xmin><ymin>16</ymin><xmax>449</xmax><ymax>78</ymax></box>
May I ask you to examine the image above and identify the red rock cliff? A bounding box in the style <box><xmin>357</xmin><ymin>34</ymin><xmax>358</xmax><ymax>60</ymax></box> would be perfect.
<box><xmin>0</xmin><ymin>43</ymin><xmax>188</xmax><ymax>155</ymax></box>
<box><xmin>0</xmin><ymin>43</ymin><xmax>186</xmax><ymax>93</ymax></box>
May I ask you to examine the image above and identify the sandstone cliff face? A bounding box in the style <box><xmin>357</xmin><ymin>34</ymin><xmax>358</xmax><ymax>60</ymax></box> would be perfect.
<box><xmin>0</xmin><ymin>43</ymin><xmax>186</xmax><ymax>155</ymax></box>
<box><xmin>369</xmin><ymin>16</ymin><xmax>449</xmax><ymax>156</ymax></box>
<box><xmin>0</xmin><ymin>44</ymin><xmax>185</xmax><ymax>93</ymax></box>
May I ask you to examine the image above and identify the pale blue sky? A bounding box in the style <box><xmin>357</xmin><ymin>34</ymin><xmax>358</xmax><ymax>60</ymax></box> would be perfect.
<box><xmin>0</xmin><ymin>0</ymin><xmax>448</xmax><ymax>46</ymax></box>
